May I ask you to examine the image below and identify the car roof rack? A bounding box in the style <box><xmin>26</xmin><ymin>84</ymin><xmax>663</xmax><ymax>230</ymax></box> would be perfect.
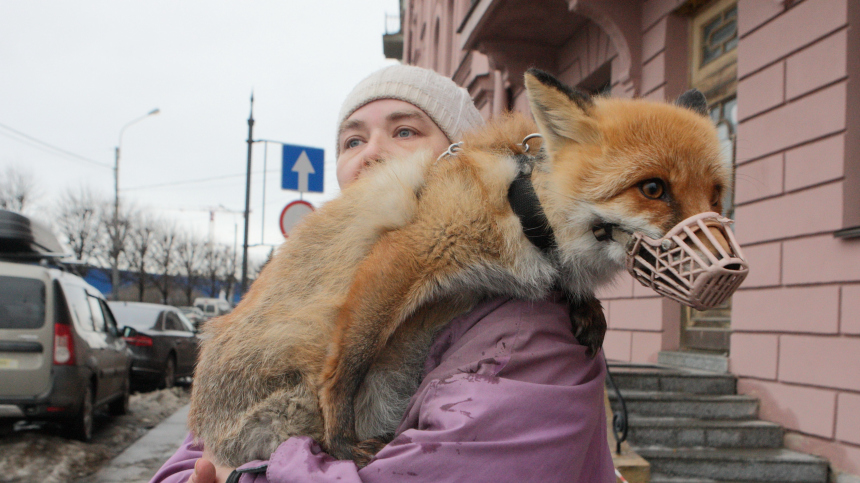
<box><xmin>0</xmin><ymin>209</ymin><xmax>70</xmax><ymax>262</ymax></box>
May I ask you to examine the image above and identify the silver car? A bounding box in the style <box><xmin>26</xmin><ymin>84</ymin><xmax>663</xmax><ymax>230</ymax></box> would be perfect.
<box><xmin>0</xmin><ymin>211</ymin><xmax>131</xmax><ymax>442</ymax></box>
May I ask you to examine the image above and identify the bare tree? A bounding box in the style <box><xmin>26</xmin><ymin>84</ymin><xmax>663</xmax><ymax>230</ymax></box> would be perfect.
<box><xmin>175</xmin><ymin>234</ymin><xmax>206</xmax><ymax>305</ymax></box>
<box><xmin>150</xmin><ymin>222</ymin><xmax>180</xmax><ymax>304</ymax></box>
<box><xmin>201</xmin><ymin>242</ymin><xmax>231</xmax><ymax>299</ymax></box>
<box><xmin>124</xmin><ymin>212</ymin><xmax>159</xmax><ymax>302</ymax></box>
<box><xmin>104</xmin><ymin>202</ymin><xmax>133</xmax><ymax>299</ymax></box>
<box><xmin>0</xmin><ymin>166</ymin><xmax>38</xmax><ymax>213</ymax></box>
<box><xmin>54</xmin><ymin>187</ymin><xmax>105</xmax><ymax>271</ymax></box>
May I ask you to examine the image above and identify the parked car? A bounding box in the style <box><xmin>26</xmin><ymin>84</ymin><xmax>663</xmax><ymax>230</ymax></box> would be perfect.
<box><xmin>193</xmin><ymin>297</ymin><xmax>231</xmax><ymax>319</ymax></box>
<box><xmin>0</xmin><ymin>210</ymin><xmax>131</xmax><ymax>442</ymax></box>
<box><xmin>178</xmin><ymin>306</ymin><xmax>207</xmax><ymax>329</ymax></box>
<box><xmin>108</xmin><ymin>302</ymin><xmax>199</xmax><ymax>390</ymax></box>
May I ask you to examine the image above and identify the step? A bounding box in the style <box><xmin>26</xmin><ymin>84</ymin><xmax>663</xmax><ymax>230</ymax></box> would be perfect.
<box><xmin>608</xmin><ymin>364</ymin><xmax>737</xmax><ymax>395</ymax></box>
<box><xmin>658</xmin><ymin>351</ymin><xmax>729</xmax><ymax>373</ymax></box>
<box><xmin>650</xmin><ymin>476</ymin><xmax>727</xmax><ymax>483</ymax></box>
<box><xmin>635</xmin><ymin>447</ymin><xmax>828</xmax><ymax>482</ymax></box>
<box><xmin>650</xmin><ymin>476</ymin><xmax>753</xmax><ymax>483</ymax></box>
<box><xmin>609</xmin><ymin>390</ymin><xmax>758</xmax><ymax>419</ymax></box>
<box><xmin>626</xmin><ymin>416</ymin><xmax>783</xmax><ymax>449</ymax></box>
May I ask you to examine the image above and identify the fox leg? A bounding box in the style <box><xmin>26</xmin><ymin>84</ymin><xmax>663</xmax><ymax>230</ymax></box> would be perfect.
<box><xmin>567</xmin><ymin>294</ymin><xmax>607</xmax><ymax>357</ymax></box>
<box><xmin>214</xmin><ymin>383</ymin><xmax>323</xmax><ymax>467</ymax></box>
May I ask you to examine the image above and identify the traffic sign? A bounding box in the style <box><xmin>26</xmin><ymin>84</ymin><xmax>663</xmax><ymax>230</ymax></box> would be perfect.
<box><xmin>279</xmin><ymin>200</ymin><xmax>314</xmax><ymax>238</ymax></box>
<box><xmin>282</xmin><ymin>144</ymin><xmax>324</xmax><ymax>193</ymax></box>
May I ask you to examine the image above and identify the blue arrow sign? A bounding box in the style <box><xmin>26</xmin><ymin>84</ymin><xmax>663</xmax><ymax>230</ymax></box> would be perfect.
<box><xmin>282</xmin><ymin>144</ymin><xmax>324</xmax><ymax>193</ymax></box>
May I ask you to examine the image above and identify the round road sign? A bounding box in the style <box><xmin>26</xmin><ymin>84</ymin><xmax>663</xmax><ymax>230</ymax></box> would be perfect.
<box><xmin>279</xmin><ymin>200</ymin><xmax>314</xmax><ymax>238</ymax></box>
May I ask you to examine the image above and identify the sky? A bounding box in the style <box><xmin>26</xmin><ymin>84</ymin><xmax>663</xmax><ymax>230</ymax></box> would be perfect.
<box><xmin>0</xmin><ymin>0</ymin><xmax>400</xmax><ymax>263</ymax></box>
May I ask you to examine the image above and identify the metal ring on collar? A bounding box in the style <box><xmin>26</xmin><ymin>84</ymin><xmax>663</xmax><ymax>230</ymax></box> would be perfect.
<box><xmin>437</xmin><ymin>142</ymin><xmax>463</xmax><ymax>161</ymax></box>
<box><xmin>520</xmin><ymin>133</ymin><xmax>543</xmax><ymax>153</ymax></box>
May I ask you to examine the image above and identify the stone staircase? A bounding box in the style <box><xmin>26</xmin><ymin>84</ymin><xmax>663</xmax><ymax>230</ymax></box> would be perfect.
<box><xmin>607</xmin><ymin>363</ymin><xmax>829</xmax><ymax>482</ymax></box>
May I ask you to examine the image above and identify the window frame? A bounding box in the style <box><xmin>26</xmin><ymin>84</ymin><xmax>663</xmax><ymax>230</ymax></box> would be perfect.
<box><xmin>689</xmin><ymin>0</ymin><xmax>738</xmax><ymax>105</ymax></box>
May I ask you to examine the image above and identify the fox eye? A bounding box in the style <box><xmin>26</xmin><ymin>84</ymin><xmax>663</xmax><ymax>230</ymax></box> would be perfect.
<box><xmin>639</xmin><ymin>179</ymin><xmax>666</xmax><ymax>200</ymax></box>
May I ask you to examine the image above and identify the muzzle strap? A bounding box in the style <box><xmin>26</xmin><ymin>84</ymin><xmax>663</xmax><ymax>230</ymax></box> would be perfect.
<box><xmin>592</xmin><ymin>222</ymin><xmax>634</xmax><ymax>248</ymax></box>
<box><xmin>508</xmin><ymin>153</ymin><xmax>556</xmax><ymax>253</ymax></box>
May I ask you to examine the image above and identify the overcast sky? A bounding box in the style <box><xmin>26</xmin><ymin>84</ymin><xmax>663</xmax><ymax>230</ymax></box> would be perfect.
<box><xmin>0</xmin><ymin>0</ymin><xmax>400</xmax><ymax>262</ymax></box>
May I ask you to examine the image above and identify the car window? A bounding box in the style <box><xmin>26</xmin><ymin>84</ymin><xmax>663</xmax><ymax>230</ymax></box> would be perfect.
<box><xmin>0</xmin><ymin>275</ymin><xmax>46</xmax><ymax>329</ymax></box>
<box><xmin>63</xmin><ymin>283</ymin><xmax>94</xmax><ymax>331</ymax></box>
<box><xmin>107</xmin><ymin>304</ymin><xmax>162</xmax><ymax>332</ymax></box>
<box><xmin>206</xmin><ymin>304</ymin><xmax>215</xmax><ymax>314</ymax></box>
<box><xmin>87</xmin><ymin>295</ymin><xmax>106</xmax><ymax>333</ymax></box>
<box><xmin>175</xmin><ymin>311</ymin><xmax>195</xmax><ymax>332</ymax></box>
<box><xmin>99</xmin><ymin>300</ymin><xmax>120</xmax><ymax>337</ymax></box>
<box><xmin>164</xmin><ymin>312</ymin><xmax>184</xmax><ymax>331</ymax></box>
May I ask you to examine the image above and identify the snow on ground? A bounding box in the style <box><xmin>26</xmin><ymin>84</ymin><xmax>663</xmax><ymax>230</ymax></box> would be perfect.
<box><xmin>0</xmin><ymin>386</ymin><xmax>190</xmax><ymax>483</ymax></box>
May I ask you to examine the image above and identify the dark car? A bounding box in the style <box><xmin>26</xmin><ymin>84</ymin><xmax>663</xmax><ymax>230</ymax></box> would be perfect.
<box><xmin>0</xmin><ymin>210</ymin><xmax>131</xmax><ymax>442</ymax></box>
<box><xmin>108</xmin><ymin>302</ymin><xmax>199</xmax><ymax>390</ymax></box>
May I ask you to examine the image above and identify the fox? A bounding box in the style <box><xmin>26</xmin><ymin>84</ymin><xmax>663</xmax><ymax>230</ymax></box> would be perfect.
<box><xmin>189</xmin><ymin>68</ymin><xmax>742</xmax><ymax>468</ymax></box>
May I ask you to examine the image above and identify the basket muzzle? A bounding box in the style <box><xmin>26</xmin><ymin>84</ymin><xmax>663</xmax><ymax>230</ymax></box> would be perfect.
<box><xmin>625</xmin><ymin>212</ymin><xmax>748</xmax><ymax>311</ymax></box>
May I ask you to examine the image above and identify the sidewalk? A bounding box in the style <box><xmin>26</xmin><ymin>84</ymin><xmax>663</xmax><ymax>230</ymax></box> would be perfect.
<box><xmin>86</xmin><ymin>404</ymin><xmax>191</xmax><ymax>483</ymax></box>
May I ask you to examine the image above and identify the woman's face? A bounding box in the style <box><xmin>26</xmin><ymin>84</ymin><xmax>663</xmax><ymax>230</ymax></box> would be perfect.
<box><xmin>336</xmin><ymin>99</ymin><xmax>451</xmax><ymax>188</ymax></box>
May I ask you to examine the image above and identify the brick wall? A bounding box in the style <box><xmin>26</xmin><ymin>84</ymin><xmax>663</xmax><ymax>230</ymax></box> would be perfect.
<box><xmin>730</xmin><ymin>0</ymin><xmax>860</xmax><ymax>476</ymax></box>
<box><xmin>405</xmin><ymin>1</ymin><xmax>860</xmax><ymax>475</ymax></box>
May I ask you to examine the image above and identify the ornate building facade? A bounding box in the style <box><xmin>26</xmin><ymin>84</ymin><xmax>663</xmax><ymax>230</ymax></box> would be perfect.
<box><xmin>394</xmin><ymin>0</ymin><xmax>860</xmax><ymax>478</ymax></box>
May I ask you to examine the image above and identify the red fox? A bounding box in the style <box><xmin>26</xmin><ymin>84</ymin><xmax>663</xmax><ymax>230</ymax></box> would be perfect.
<box><xmin>188</xmin><ymin>68</ymin><xmax>746</xmax><ymax>467</ymax></box>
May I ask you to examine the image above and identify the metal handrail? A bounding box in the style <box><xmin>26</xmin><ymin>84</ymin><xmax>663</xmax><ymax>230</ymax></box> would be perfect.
<box><xmin>604</xmin><ymin>358</ymin><xmax>629</xmax><ymax>455</ymax></box>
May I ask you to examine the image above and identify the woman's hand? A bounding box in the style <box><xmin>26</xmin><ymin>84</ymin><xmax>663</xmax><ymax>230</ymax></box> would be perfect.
<box><xmin>187</xmin><ymin>451</ymin><xmax>235</xmax><ymax>483</ymax></box>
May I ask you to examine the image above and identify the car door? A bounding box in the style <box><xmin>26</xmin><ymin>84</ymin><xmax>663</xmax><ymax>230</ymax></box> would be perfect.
<box><xmin>60</xmin><ymin>281</ymin><xmax>111</xmax><ymax>403</ymax></box>
<box><xmin>84</xmin><ymin>290</ymin><xmax>122</xmax><ymax>403</ymax></box>
<box><xmin>175</xmin><ymin>311</ymin><xmax>199</xmax><ymax>375</ymax></box>
<box><xmin>95</xmin><ymin>298</ymin><xmax>129</xmax><ymax>396</ymax></box>
<box><xmin>162</xmin><ymin>311</ymin><xmax>196</xmax><ymax>377</ymax></box>
<box><xmin>0</xmin><ymin>267</ymin><xmax>52</xmax><ymax>401</ymax></box>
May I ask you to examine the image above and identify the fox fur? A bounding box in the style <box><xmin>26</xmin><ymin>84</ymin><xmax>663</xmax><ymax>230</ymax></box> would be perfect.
<box><xmin>188</xmin><ymin>69</ymin><xmax>727</xmax><ymax>468</ymax></box>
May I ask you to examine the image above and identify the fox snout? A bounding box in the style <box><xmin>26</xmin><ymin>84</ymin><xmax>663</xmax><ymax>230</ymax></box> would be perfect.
<box><xmin>679</xmin><ymin>222</ymin><xmax>732</xmax><ymax>263</ymax></box>
<box><xmin>625</xmin><ymin>212</ymin><xmax>748</xmax><ymax>310</ymax></box>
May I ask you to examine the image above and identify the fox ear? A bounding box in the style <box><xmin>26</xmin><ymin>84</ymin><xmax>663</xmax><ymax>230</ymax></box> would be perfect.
<box><xmin>675</xmin><ymin>89</ymin><xmax>709</xmax><ymax>117</ymax></box>
<box><xmin>524</xmin><ymin>68</ymin><xmax>598</xmax><ymax>155</ymax></box>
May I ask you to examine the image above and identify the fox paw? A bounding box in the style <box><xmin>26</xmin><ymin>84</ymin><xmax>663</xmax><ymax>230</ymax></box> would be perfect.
<box><xmin>352</xmin><ymin>437</ymin><xmax>390</xmax><ymax>468</ymax></box>
<box><xmin>568</xmin><ymin>294</ymin><xmax>607</xmax><ymax>358</ymax></box>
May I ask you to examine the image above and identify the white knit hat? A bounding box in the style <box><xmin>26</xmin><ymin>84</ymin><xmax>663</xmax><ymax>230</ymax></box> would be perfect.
<box><xmin>336</xmin><ymin>65</ymin><xmax>484</xmax><ymax>154</ymax></box>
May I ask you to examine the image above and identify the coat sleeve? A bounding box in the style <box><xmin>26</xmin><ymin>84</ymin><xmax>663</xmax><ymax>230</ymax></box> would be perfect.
<box><xmin>149</xmin><ymin>432</ymin><xmax>201</xmax><ymax>483</ymax></box>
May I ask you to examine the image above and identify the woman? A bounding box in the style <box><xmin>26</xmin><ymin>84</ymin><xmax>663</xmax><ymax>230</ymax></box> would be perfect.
<box><xmin>152</xmin><ymin>64</ymin><xmax>615</xmax><ymax>483</ymax></box>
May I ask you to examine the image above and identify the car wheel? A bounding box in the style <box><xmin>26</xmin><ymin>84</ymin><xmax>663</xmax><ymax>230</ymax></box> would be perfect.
<box><xmin>109</xmin><ymin>374</ymin><xmax>130</xmax><ymax>416</ymax></box>
<box><xmin>66</xmin><ymin>384</ymin><xmax>94</xmax><ymax>442</ymax></box>
<box><xmin>160</xmin><ymin>355</ymin><xmax>176</xmax><ymax>389</ymax></box>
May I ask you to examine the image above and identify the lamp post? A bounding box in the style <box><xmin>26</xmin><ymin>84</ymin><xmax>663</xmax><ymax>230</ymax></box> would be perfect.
<box><xmin>240</xmin><ymin>94</ymin><xmax>254</xmax><ymax>296</ymax></box>
<box><xmin>112</xmin><ymin>108</ymin><xmax>159</xmax><ymax>300</ymax></box>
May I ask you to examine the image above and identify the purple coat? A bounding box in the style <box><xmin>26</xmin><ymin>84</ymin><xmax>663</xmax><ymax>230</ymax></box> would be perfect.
<box><xmin>151</xmin><ymin>297</ymin><xmax>615</xmax><ymax>483</ymax></box>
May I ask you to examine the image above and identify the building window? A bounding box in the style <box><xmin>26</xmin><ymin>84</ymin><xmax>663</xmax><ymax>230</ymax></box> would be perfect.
<box><xmin>700</xmin><ymin>5</ymin><xmax>737</xmax><ymax>67</ymax></box>
<box><xmin>681</xmin><ymin>0</ymin><xmax>738</xmax><ymax>353</ymax></box>
<box><xmin>690</xmin><ymin>0</ymin><xmax>738</xmax><ymax>104</ymax></box>
<box><xmin>710</xmin><ymin>96</ymin><xmax>737</xmax><ymax>217</ymax></box>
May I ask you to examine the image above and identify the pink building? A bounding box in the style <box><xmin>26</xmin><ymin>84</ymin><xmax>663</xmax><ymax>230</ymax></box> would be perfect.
<box><xmin>391</xmin><ymin>0</ymin><xmax>860</xmax><ymax>480</ymax></box>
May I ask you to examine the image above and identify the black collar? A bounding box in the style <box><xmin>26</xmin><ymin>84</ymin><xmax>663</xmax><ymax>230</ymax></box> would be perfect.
<box><xmin>507</xmin><ymin>153</ymin><xmax>556</xmax><ymax>253</ymax></box>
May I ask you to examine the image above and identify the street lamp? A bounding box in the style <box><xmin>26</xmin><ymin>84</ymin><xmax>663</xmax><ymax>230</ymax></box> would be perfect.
<box><xmin>112</xmin><ymin>108</ymin><xmax>159</xmax><ymax>300</ymax></box>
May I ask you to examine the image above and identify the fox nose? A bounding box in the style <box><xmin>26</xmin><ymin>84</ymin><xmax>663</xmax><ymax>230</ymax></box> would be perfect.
<box><xmin>684</xmin><ymin>224</ymin><xmax>732</xmax><ymax>258</ymax></box>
